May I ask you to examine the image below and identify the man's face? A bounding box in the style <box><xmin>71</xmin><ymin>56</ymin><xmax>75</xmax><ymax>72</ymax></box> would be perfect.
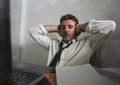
<box><xmin>58</xmin><ymin>19</ymin><xmax>76</xmax><ymax>43</ymax></box>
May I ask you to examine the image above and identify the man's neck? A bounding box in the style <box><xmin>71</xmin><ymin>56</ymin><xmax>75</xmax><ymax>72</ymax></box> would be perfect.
<box><xmin>62</xmin><ymin>38</ymin><xmax>77</xmax><ymax>44</ymax></box>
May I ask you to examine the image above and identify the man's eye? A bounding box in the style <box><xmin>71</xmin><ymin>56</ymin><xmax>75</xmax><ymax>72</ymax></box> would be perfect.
<box><xmin>68</xmin><ymin>25</ymin><xmax>73</xmax><ymax>28</ymax></box>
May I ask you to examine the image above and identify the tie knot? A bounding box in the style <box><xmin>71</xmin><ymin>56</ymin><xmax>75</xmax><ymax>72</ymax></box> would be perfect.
<box><xmin>59</xmin><ymin>41</ymin><xmax>73</xmax><ymax>50</ymax></box>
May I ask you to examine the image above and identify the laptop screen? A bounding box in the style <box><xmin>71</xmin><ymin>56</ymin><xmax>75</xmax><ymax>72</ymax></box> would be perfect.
<box><xmin>0</xmin><ymin>0</ymin><xmax>12</xmax><ymax>84</ymax></box>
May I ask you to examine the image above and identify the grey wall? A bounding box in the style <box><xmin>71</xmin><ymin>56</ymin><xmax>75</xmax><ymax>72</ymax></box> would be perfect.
<box><xmin>11</xmin><ymin>0</ymin><xmax>120</xmax><ymax>66</ymax></box>
<box><xmin>10</xmin><ymin>0</ymin><xmax>22</xmax><ymax>60</ymax></box>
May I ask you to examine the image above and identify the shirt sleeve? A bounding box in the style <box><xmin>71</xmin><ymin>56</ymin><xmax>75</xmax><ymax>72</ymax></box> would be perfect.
<box><xmin>85</xmin><ymin>19</ymin><xmax>116</xmax><ymax>52</ymax></box>
<box><xmin>29</xmin><ymin>24</ymin><xmax>52</xmax><ymax>50</ymax></box>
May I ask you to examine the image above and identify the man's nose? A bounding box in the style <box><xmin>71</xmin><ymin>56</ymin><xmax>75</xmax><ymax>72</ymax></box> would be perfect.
<box><xmin>64</xmin><ymin>26</ymin><xmax>69</xmax><ymax>32</ymax></box>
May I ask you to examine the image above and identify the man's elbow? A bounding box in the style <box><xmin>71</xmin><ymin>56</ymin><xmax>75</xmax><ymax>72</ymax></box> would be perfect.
<box><xmin>29</xmin><ymin>28</ymin><xmax>35</xmax><ymax>38</ymax></box>
<box><xmin>109</xmin><ymin>20</ymin><xmax>116</xmax><ymax>32</ymax></box>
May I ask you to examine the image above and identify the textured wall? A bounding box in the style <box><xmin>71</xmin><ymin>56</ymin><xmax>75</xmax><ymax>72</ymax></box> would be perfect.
<box><xmin>11</xmin><ymin>0</ymin><xmax>120</xmax><ymax>66</ymax></box>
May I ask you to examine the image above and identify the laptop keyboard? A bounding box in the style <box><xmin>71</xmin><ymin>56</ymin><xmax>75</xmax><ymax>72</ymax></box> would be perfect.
<box><xmin>10</xmin><ymin>69</ymin><xmax>42</xmax><ymax>85</ymax></box>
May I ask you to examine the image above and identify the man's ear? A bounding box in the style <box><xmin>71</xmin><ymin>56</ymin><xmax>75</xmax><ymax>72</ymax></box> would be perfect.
<box><xmin>58</xmin><ymin>25</ymin><xmax>62</xmax><ymax>36</ymax></box>
<box><xmin>75</xmin><ymin>24</ymin><xmax>81</xmax><ymax>36</ymax></box>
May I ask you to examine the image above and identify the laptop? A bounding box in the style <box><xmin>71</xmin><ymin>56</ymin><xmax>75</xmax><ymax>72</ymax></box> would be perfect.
<box><xmin>0</xmin><ymin>0</ymin><xmax>51</xmax><ymax>85</ymax></box>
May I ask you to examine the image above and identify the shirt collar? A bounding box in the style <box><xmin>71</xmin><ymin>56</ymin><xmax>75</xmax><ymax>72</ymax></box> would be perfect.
<box><xmin>61</xmin><ymin>38</ymin><xmax>77</xmax><ymax>46</ymax></box>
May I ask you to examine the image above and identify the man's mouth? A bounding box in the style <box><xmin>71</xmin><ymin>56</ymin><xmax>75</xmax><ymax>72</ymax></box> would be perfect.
<box><xmin>64</xmin><ymin>34</ymin><xmax>70</xmax><ymax>37</ymax></box>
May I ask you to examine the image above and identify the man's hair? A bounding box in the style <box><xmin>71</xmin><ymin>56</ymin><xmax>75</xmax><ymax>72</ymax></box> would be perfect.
<box><xmin>60</xmin><ymin>14</ymin><xmax>79</xmax><ymax>24</ymax></box>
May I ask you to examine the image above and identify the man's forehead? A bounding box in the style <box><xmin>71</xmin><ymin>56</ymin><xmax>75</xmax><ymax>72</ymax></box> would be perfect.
<box><xmin>60</xmin><ymin>20</ymin><xmax>76</xmax><ymax>25</ymax></box>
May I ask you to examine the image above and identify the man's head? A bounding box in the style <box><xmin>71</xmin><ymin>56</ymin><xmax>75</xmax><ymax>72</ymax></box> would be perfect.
<box><xmin>58</xmin><ymin>14</ymin><xmax>79</xmax><ymax>43</ymax></box>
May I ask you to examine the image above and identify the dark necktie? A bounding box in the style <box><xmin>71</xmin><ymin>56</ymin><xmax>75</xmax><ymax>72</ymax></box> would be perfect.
<box><xmin>49</xmin><ymin>41</ymin><xmax>73</xmax><ymax>68</ymax></box>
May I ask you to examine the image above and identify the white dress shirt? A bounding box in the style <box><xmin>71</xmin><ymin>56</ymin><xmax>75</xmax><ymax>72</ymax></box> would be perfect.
<box><xmin>30</xmin><ymin>20</ymin><xmax>116</xmax><ymax>67</ymax></box>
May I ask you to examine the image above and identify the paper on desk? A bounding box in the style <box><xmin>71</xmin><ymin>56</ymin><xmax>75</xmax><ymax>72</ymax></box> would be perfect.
<box><xmin>56</xmin><ymin>64</ymin><xmax>119</xmax><ymax>85</ymax></box>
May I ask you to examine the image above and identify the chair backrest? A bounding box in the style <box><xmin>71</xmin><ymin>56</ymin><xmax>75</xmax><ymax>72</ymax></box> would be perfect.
<box><xmin>89</xmin><ymin>46</ymin><xmax>102</xmax><ymax>67</ymax></box>
<box><xmin>89</xmin><ymin>32</ymin><xmax>112</xmax><ymax>67</ymax></box>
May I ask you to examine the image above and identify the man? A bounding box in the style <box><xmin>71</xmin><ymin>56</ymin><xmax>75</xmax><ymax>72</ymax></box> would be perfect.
<box><xmin>30</xmin><ymin>14</ymin><xmax>116</xmax><ymax>84</ymax></box>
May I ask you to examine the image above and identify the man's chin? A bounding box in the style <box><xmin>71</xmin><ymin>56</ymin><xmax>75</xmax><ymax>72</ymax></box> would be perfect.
<box><xmin>63</xmin><ymin>38</ymin><xmax>72</xmax><ymax>43</ymax></box>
